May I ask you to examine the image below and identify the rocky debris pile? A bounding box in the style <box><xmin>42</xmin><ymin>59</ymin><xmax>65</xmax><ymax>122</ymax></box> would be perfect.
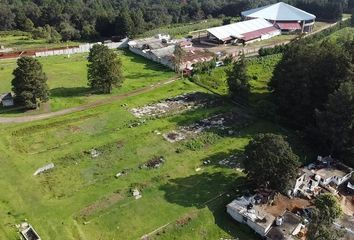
<box><xmin>90</xmin><ymin>149</ymin><xmax>100</xmax><ymax>158</ymax></box>
<box><xmin>218</xmin><ymin>154</ymin><xmax>244</xmax><ymax>169</ymax></box>
<box><xmin>140</xmin><ymin>156</ymin><xmax>165</xmax><ymax>169</ymax></box>
<box><xmin>163</xmin><ymin>131</ymin><xmax>186</xmax><ymax>143</ymax></box>
<box><xmin>115</xmin><ymin>168</ymin><xmax>132</xmax><ymax>178</ymax></box>
<box><xmin>33</xmin><ymin>163</ymin><xmax>55</xmax><ymax>176</ymax></box>
<box><xmin>130</xmin><ymin>92</ymin><xmax>219</xmax><ymax>118</ymax></box>
<box><xmin>163</xmin><ymin>112</ymin><xmax>247</xmax><ymax>143</ymax></box>
<box><xmin>127</xmin><ymin>119</ymin><xmax>146</xmax><ymax>128</ymax></box>
<box><xmin>132</xmin><ymin>188</ymin><xmax>142</xmax><ymax>199</ymax></box>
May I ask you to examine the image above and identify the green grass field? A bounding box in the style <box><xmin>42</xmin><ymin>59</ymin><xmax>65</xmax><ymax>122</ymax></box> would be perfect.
<box><xmin>140</xmin><ymin>18</ymin><xmax>223</xmax><ymax>38</ymax></box>
<box><xmin>0</xmin><ymin>32</ymin><xmax>80</xmax><ymax>51</ymax></box>
<box><xmin>192</xmin><ymin>54</ymin><xmax>282</xmax><ymax>105</ymax></box>
<box><xmin>0</xmin><ymin>75</ymin><xmax>314</xmax><ymax>239</ymax></box>
<box><xmin>0</xmin><ymin>50</ymin><xmax>175</xmax><ymax>114</ymax></box>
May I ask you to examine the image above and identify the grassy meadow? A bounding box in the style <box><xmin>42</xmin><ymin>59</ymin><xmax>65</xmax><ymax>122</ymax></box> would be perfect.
<box><xmin>192</xmin><ymin>54</ymin><xmax>282</xmax><ymax>105</ymax></box>
<box><xmin>0</xmin><ymin>32</ymin><xmax>80</xmax><ymax>51</ymax></box>
<box><xmin>0</xmin><ymin>50</ymin><xmax>175</xmax><ymax>113</ymax></box>
<box><xmin>0</xmin><ymin>75</ymin><xmax>314</xmax><ymax>239</ymax></box>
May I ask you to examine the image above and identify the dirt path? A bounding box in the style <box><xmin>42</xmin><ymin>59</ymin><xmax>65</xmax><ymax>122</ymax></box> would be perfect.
<box><xmin>0</xmin><ymin>77</ymin><xmax>178</xmax><ymax>124</ymax></box>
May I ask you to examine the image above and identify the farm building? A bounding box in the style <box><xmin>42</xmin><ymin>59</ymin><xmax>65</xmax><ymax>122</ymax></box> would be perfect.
<box><xmin>0</xmin><ymin>92</ymin><xmax>14</xmax><ymax>107</ymax></box>
<box><xmin>241</xmin><ymin>2</ymin><xmax>316</xmax><ymax>33</ymax></box>
<box><xmin>291</xmin><ymin>156</ymin><xmax>353</xmax><ymax>197</ymax></box>
<box><xmin>227</xmin><ymin>195</ymin><xmax>306</xmax><ymax>239</ymax></box>
<box><xmin>227</xmin><ymin>195</ymin><xmax>275</xmax><ymax>237</ymax></box>
<box><xmin>206</xmin><ymin>18</ymin><xmax>281</xmax><ymax>44</ymax></box>
<box><xmin>128</xmin><ymin>34</ymin><xmax>214</xmax><ymax>71</ymax></box>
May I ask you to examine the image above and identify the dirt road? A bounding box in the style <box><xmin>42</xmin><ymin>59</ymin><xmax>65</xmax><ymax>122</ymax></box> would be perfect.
<box><xmin>0</xmin><ymin>77</ymin><xmax>178</xmax><ymax>124</ymax></box>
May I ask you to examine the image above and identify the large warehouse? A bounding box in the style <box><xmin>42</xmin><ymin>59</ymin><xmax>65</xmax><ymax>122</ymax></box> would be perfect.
<box><xmin>206</xmin><ymin>18</ymin><xmax>281</xmax><ymax>44</ymax></box>
<box><xmin>241</xmin><ymin>2</ymin><xmax>316</xmax><ymax>32</ymax></box>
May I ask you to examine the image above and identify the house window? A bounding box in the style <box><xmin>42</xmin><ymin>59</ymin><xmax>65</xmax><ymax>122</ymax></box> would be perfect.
<box><xmin>243</xmin><ymin>216</ymin><xmax>248</xmax><ymax>223</ymax></box>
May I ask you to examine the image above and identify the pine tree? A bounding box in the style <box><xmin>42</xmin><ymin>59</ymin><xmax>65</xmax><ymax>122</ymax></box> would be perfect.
<box><xmin>226</xmin><ymin>53</ymin><xmax>250</xmax><ymax>100</ymax></box>
<box><xmin>316</xmin><ymin>81</ymin><xmax>354</xmax><ymax>166</ymax></box>
<box><xmin>12</xmin><ymin>57</ymin><xmax>49</xmax><ymax>109</ymax></box>
<box><xmin>87</xmin><ymin>44</ymin><xmax>124</xmax><ymax>94</ymax></box>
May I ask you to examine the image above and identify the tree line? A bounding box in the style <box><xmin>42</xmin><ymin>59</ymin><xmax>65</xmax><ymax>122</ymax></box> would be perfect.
<box><xmin>0</xmin><ymin>0</ymin><xmax>352</xmax><ymax>42</ymax></box>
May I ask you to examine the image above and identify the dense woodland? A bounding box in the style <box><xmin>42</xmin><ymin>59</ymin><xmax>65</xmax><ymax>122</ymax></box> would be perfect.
<box><xmin>0</xmin><ymin>0</ymin><xmax>353</xmax><ymax>41</ymax></box>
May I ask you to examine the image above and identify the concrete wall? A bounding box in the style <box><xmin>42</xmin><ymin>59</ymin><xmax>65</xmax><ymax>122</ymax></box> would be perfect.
<box><xmin>35</xmin><ymin>38</ymin><xmax>129</xmax><ymax>58</ymax></box>
<box><xmin>226</xmin><ymin>206</ymin><xmax>269</xmax><ymax>237</ymax></box>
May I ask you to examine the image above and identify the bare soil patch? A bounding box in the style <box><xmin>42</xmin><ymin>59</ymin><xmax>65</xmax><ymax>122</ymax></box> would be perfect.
<box><xmin>78</xmin><ymin>193</ymin><xmax>123</xmax><ymax>219</ymax></box>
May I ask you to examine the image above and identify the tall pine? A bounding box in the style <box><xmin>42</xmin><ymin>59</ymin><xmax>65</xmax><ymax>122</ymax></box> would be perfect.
<box><xmin>87</xmin><ymin>44</ymin><xmax>124</xmax><ymax>94</ymax></box>
<box><xmin>226</xmin><ymin>53</ymin><xmax>250</xmax><ymax>100</ymax></box>
<box><xmin>12</xmin><ymin>57</ymin><xmax>49</xmax><ymax>109</ymax></box>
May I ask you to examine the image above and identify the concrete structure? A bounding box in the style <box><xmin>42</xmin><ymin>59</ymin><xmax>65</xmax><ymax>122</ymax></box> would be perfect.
<box><xmin>35</xmin><ymin>38</ymin><xmax>129</xmax><ymax>57</ymax></box>
<box><xmin>19</xmin><ymin>223</ymin><xmax>41</xmax><ymax>240</ymax></box>
<box><xmin>292</xmin><ymin>156</ymin><xmax>353</xmax><ymax>197</ymax></box>
<box><xmin>227</xmin><ymin>195</ymin><xmax>275</xmax><ymax>237</ymax></box>
<box><xmin>0</xmin><ymin>92</ymin><xmax>14</xmax><ymax>107</ymax></box>
<box><xmin>241</xmin><ymin>2</ymin><xmax>316</xmax><ymax>33</ymax></box>
<box><xmin>266</xmin><ymin>211</ymin><xmax>304</xmax><ymax>240</ymax></box>
<box><xmin>128</xmin><ymin>34</ymin><xmax>214</xmax><ymax>71</ymax></box>
<box><xmin>206</xmin><ymin>18</ymin><xmax>281</xmax><ymax>44</ymax></box>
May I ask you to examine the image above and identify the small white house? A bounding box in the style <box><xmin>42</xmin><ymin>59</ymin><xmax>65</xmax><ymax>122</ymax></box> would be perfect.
<box><xmin>227</xmin><ymin>196</ymin><xmax>275</xmax><ymax>237</ymax></box>
<box><xmin>292</xmin><ymin>156</ymin><xmax>353</xmax><ymax>196</ymax></box>
<box><xmin>0</xmin><ymin>92</ymin><xmax>14</xmax><ymax>107</ymax></box>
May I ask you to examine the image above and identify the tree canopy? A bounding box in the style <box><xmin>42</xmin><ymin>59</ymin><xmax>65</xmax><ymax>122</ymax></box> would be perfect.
<box><xmin>12</xmin><ymin>57</ymin><xmax>49</xmax><ymax>109</ymax></box>
<box><xmin>226</xmin><ymin>54</ymin><xmax>250</xmax><ymax>100</ymax></box>
<box><xmin>316</xmin><ymin>82</ymin><xmax>354</xmax><ymax>166</ymax></box>
<box><xmin>243</xmin><ymin>133</ymin><xmax>300</xmax><ymax>192</ymax></box>
<box><xmin>269</xmin><ymin>40</ymin><xmax>353</xmax><ymax>128</ymax></box>
<box><xmin>0</xmin><ymin>0</ymin><xmax>348</xmax><ymax>40</ymax></box>
<box><xmin>87</xmin><ymin>44</ymin><xmax>123</xmax><ymax>94</ymax></box>
<box><xmin>307</xmin><ymin>194</ymin><xmax>343</xmax><ymax>240</ymax></box>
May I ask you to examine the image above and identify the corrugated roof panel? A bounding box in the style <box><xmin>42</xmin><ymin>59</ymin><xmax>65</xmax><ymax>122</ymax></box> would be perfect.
<box><xmin>241</xmin><ymin>2</ymin><xmax>316</xmax><ymax>21</ymax></box>
<box><xmin>207</xmin><ymin>18</ymin><xmax>274</xmax><ymax>41</ymax></box>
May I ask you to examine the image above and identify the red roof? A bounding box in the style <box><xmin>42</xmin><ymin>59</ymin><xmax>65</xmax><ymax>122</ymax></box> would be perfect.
<box><xmin>240</xmin><ymin>26</ymin><xmax>279</xmax><ymax>41</ymax></box>
<box><xmin>276</xmin><ymin>22</ymin><xmax>301</xmax><ymax>30</ymax></box>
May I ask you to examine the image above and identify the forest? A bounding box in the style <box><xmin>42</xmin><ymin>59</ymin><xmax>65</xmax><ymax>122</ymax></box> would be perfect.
<box><xmin>0</xmin><ymin>0</ymin><xmax>353</xmax><ymax>41</ymax></box>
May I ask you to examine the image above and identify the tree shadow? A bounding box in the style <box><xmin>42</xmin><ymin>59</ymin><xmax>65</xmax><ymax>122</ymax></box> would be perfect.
<box><xmin>159</xmin><ymin>172</ymin><xmax>259</xmax><ymax>239</ymax></box>
<box><xmin>121</xmin><ymin>50</ymin><xmax>173</xmax><ymax>73</ymax></box>
<box><xmin>200</xmin><ymin>149</ymin><xmax>245</xmax><ymax>170</ymax></box>
<box><xmin>50</xmin><ymin>87</ymin><xmax>91</xmax><ymax>98</ymax></box>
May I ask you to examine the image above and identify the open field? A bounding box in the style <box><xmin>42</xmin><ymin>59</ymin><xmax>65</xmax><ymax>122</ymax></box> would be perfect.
<box><xmin>0</xmin><ymin>74</ymin><xmax>314</xmax><ymax>239</ymax></box>
<box><xmin>0</xmin><ymin>32</ymin><xmax>80</xmax><ymax>51</ymax></box>
<box><xmin>0</xmin><ymin>50</ymin><xmax>175</xmax><ymax>114</ymax></box>
<box><xmin>192</xmin><ymin>54</ymin><xmax>282</xmax><ymax>105</ymax></box>
<box><xmin>140</xmin><ymin>18</ymin><xmax>223</xmax><ymax>38</ymax></box>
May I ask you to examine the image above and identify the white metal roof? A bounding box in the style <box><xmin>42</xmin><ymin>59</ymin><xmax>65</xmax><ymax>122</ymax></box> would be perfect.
<box><xmin>207</xmin><ymin>18</ymin><xmax>274</xmax><ymax>41</ymax></box>
<box><xmin>241</xmin><ymin>2</ymin><xmax>316</xmax><ymax>21</ymax></box>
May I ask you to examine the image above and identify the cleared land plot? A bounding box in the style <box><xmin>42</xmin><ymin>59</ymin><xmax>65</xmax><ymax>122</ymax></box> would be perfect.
<box><xmin>0</xmin><ymin>77</ymin><xmax>312</xmax><ymax>240</ymax></box>
<box><xmin>0</xmin><ymin>50</ymin><xmax>175</xmax><ymax>114</ymax></box>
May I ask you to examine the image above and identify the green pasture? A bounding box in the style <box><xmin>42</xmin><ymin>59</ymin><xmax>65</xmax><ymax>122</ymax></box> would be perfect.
<box><xmin>192</xmin><ymin>54</ymin><xmax>282</xmax><ymax>105</ymax></box>
<box><xmin>0</xmin><ymin>77</ymin><xmax>312</xmax><ymax>239</ymax></box>
<box><xmin>0</xmin><ymin>50</ymin><xmax>175</xmax><ymax>113</ymax></box>
<box><xmin>0</xmin><ymin>32</ymin><xmax>80</xmax><ymax>51</ymax></box>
